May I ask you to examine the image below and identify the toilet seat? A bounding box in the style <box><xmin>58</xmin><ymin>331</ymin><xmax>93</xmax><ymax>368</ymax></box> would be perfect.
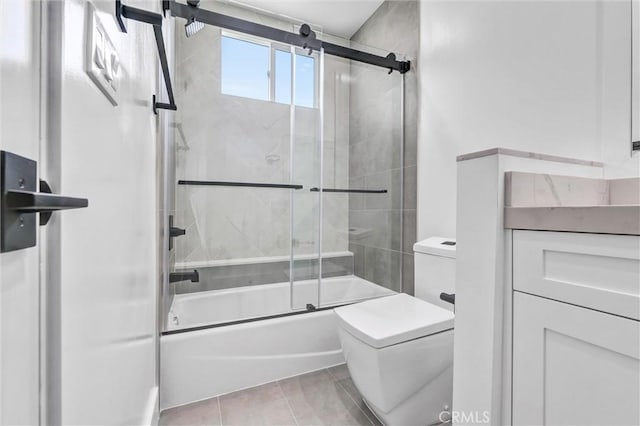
<box><xmin>334</xmin><ymin>293</ymin><xmax>454</xmax><ymax>348</ymax></box>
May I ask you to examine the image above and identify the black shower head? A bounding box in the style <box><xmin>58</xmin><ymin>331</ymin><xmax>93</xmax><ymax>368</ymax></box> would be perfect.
<box><xmin>185</xmin><ymin>0</ymin><xmax>203</xmax><ymax>38</ymax></box>
<box><xmin>185</xmin><ymin>16</ymin><xmax>204</xmax><ymax>37</ymax></box>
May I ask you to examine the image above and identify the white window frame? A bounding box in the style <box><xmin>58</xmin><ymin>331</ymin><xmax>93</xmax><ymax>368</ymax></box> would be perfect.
<box><xmin>220</xmin><ymin>30</ymin><xmax>318</xmax><ymax>108</ymax></box>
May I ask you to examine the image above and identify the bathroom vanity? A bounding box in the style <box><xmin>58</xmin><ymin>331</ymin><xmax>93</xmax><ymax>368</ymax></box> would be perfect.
<box><xmin>509</xmin><ymin>230</ymin><xmax>639</xmax><ymax>425</ymax></box>
<box><xmin>503</xmin><ymin>172</ymin><xmax>640</xmax><ymax>425</ymax></box>
<box><xmin>453</xmin><ymin>149</ymin><xmax>640</xmax><ymax>425</ymax></box>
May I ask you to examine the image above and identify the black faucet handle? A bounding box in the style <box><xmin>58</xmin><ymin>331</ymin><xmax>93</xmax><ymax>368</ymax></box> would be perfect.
<box><xmin>439</xmin><ymin>293</ymin><xmax>455</xmax><ymax>305</ymax></box>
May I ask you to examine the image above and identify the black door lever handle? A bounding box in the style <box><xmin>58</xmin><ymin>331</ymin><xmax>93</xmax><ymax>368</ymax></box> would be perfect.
<box><xmin>1</xmin><ymin>150</ymin><xmax>90</xmax><ymax>252</ymax></box>
<box><xmin>6</xmin><ymin>180</ymin><xmax>88</xmax><ymax>226</ymax></box>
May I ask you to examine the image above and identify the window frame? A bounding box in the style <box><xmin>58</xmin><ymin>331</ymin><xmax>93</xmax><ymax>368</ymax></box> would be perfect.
<box><xmin>220</xmin><ymin>30</ymin><xmax>318</xmax><ymax>108</ymax></box>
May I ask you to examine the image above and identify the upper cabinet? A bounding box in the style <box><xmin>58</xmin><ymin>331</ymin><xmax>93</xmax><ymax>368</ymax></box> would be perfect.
<box><xmin>633</xmin><ymin>0</ymin><xmax>639</xmax><ymax>150</ymax></box>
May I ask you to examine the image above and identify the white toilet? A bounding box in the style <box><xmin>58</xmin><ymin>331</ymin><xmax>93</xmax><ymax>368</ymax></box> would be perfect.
<box><xmin>334</xmin><ymin>237</ymin><xmax>456</xmax><ymax>426</ymax></box>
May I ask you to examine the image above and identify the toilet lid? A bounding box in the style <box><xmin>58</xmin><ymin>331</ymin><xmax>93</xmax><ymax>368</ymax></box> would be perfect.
<box><xmin>334</xmin><ymin>294</ymin><xmax>454</xmax><ymax>349</ymax></box>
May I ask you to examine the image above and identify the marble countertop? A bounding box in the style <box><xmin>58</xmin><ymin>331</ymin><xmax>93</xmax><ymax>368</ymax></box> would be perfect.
<box><xmin>504</xmin><ymin>172</ymin><xmax>640</xmax><ymax>235</ymax></box>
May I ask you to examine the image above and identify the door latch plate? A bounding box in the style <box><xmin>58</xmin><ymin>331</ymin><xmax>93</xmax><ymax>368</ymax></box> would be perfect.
<box><xmin>1</xmin><ymin>151</ymin><xmax>89</xmax><ymax>253</ymax></box>
<box><xmin>1</xmin><ymin>151</ymin><xmax>37</xmax><ymax>252</ymax></box>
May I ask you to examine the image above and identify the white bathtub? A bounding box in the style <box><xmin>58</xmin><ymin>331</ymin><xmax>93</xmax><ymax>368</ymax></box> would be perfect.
<box><xmin>160</xmin><ymin>275</ymin><xmax>393</xmax><ymax>409</ymax></box>
<box><xmin>167</xmin><ymin>275</ymin><xmax>394</xmax><ymax>330</ymax></box>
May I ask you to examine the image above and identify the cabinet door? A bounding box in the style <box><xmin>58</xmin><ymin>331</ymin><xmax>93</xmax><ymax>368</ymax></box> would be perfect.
<box><xmin>513</xmin><ymin>292</ymin><xmax>640</xmax><ymax>426</ymax></box>
<box><xmin>513</xmin><ymin>230</ymin><xmax>640</xmax><ymax>320</ymax></box>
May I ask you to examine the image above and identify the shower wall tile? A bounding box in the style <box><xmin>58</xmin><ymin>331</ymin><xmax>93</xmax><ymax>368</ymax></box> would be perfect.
<box><xmin>348</xmin><ymin>177</ymin><xmax>366</xmax><ymax>211</ymax></box>
<box><xmin>349</xmin><ymin>210</ymin><xmax>399</xmax><ymax>251</ymax></box>
<box><xmin>363</xmin><ymin>247</ymin><xmax>402</xmax><ymax>292</ymax></box>
<box><xmin>349</xmin><ymin>243</ymin><xmax>366</xmax><ymax>278</ymax></box>
<box><xmin>403</xmin><ymin>253</ymin><xmax>415</xmax><ymax>296</ymax></box>
<box><xmin>403</xmin><ymin>210</ymin><xmax>417</xmax><ymax>254</ymax></box>
<box><xmin>322</xmin><ymin>194</ymin><xmax>349</xmax><ymax>250</ymax></box>
<box><xmin>352</xmin><ymin>1</ymin><xmax>419</xmax><ymax>54</ymax></box>
<box><xmin>389</xmin><ymin>211</ymin><xmax>402</xmax><ymax>254</ymax></box>
<box><xmin>174</xmin><ymin>255</ymin><xmax>354</xmax><ymax>295</ymax></box>
<box><xmin>364</xmin><ymin>169</ymin><xmax>401</xmax><ymax>211</ymax></box>
<box><xmin>171</xmin><ymin>1</ymin><xmax>417</xmax><ymax>295</ymax></box>
<box><xmin>403</xmin><ymin>166</ymin><xmax>417</xmax><ymax>211</ymax></box>
<box><xmin>348</xmin><ymin>0</ymin><xmax>419</xmax><ymax>295</ymax></box>
<box><xmin>173</xmin><ymin>15</ymin><xmax>350</xmax><ymax>269</ymax></box>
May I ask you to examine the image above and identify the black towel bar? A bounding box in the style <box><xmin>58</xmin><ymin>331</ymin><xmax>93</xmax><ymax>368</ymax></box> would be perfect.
<box><xmin>178</xmin><ymin>180</ymin><xmax>303</xmax><ymax>190</ymax></box>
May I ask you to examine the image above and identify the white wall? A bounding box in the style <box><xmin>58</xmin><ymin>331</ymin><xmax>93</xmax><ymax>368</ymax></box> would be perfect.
<box><xmin>418</xmin><ymin>0</ymin><xmax>637</xmax><ymax>240</ymax></box>
<box><xmin>53</xmin><ymin>0</ymin><xmax>159</xmax><ymax>424</ymax></box>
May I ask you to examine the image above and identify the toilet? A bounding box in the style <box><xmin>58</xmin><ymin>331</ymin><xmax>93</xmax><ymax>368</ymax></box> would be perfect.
<box><xmin>334</xmin><ymin>237</ymin><xmax>456</xmax><ymax>426</ymax></box>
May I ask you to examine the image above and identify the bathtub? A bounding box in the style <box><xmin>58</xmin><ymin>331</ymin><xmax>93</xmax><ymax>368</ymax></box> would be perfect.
<box><xmin>160</xmin><ymin>275</ymin><xmax>394</xmax><ymax>409</ymax></box>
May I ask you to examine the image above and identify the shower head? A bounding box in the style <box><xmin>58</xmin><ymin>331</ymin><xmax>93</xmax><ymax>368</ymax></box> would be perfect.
<box><xmin>184</xmin><ymin>0</ymin><xmax>203</xmax><ymax>38</ymax></box>
<box><xmin>185</xmin><ymin>16</ymin><xmax>204</xmax><ymax>38</ymax></box>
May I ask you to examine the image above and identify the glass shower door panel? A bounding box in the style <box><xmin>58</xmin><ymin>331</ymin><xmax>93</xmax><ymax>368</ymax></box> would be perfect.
<box><xmin>290</xmin><ymin>46</ymin><xmax>323</xmax><ymax>311</ymax></box>
<box><xmin>318</xmin><ymin>41</ymin><xmax>405</xmax><ymax>309</ymax></box>
<box><xmin>316</xmin><ymin>47</ymin><xmax>352</xmax><ymax>308</ymax></box>
<box><xmin>169</xmin><ymin>19</ymin><xmax>296</xmax><ymax>330</ymax></box>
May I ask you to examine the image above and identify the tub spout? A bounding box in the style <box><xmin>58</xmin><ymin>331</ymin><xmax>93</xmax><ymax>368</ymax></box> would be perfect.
<box><xmin>170</xmin><ymin>270</ymin><xmax>199</xmax><ymax>283</ymax></box>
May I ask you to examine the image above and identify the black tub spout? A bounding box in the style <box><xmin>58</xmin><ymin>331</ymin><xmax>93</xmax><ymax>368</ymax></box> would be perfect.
<box><xmin>169</xmin><ymin>270</ymin><xmax>199</xmax><ymax>283</ymax></box>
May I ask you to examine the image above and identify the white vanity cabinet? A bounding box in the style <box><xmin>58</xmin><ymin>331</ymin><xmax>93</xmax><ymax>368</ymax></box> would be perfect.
<box><xmin>511</xmin><ymin>230</ymin><xmax>640</xmax><ymax>425</ymax></box>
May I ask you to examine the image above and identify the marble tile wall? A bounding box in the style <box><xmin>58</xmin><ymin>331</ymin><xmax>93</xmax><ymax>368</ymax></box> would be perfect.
<box><xmin>172</xmin><ymin>11</ymin><xmax>350</xmax><ymax>268</ymax></box>
<box><xmin>348</xmin><ymin>1</ymin><xmax>419</xmax><ymax>294</ymax></box>
<box><xmin>168</xmin><ymin>1</ymin><xmax>419</xmax><ymax>298</ymax></box>
<box><xmin>174</xmin><ymin>255</ymin><xmax>354</xmax><ymax>294</ymax></box>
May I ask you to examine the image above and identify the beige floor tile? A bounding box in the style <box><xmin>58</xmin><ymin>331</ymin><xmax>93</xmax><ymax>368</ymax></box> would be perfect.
<box><xmin>278</xmin><ymin>370</ymin><xmax>372</xmax><ymax>426</ymax></box>
<box><xmin>160</xmin><ymin>398</ymin><xmax>222</xmax><ymax>426</ymax></box>
<box><xmin>326</xmin><ymin>364</ymin><xmax>351</xmax><ymax>382</ymax></box>
<box><xmin>219</xmin><ymin>382</ymin><xmax>297</xmax><ymax>426</ymax></box>
<box><xmin>336</xmin><ymin>378</ymin><xmax>382</xmax><ymax>426</ymax></box>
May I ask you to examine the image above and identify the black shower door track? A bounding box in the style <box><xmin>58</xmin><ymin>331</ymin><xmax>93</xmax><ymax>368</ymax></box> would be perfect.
<box><xmin>163</xmin><ymin>0</ymin><xmax>411</xmax><ymax>74</ymax></box>
<box><xmin>115</xmin><ymin>0</ymin><xmax>410</xmax><ymax>113</ymax></box>
<box><xmin>161</xmin><ymin>302</ymin><xmax>349</xmax><ymax>336</ymax></box>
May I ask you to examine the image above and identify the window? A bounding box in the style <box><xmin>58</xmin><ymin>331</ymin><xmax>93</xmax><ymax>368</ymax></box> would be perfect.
<box><xmin>294</xmin><ymin>54</ymin><xmax>315</xmax><ymax>108</ymax></box>
<box><xmin>221</xmin><ymin>33</ymin><xmax>316</xmax><ymax>107</ymax></box>
<box><xmin>221</xmin><ymin>36</ymin><xmax>270</xmax><ymax>101</ymax></box>
<box><xmin>274</xmin><ymin>49</ymin><xmax>292</xmax><ymax>104</ymax></box>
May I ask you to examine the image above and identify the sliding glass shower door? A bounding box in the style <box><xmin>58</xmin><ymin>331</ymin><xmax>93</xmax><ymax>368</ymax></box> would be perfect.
<box><xmin>315</xmin><ymin>40</ymin><xmax>405</xmax><ymax>309</ymax></box>
<box><xmin>290</xmin><ymin>45</ymin><xmax>324</xmax><ymax>312</ymax></box>
<box><xmin>164</xmin><ymin>3</ymin><xmax>406</xmax><ymax>332</ymax></box>
<box><xmin>168</xmin><ymin>15</ymin><xmax>327</xmax><ymax>330</ymax></box>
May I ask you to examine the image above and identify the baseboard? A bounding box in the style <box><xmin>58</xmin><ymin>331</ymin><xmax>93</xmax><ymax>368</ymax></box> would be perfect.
<box><xmin>143</xmin><ymin>386</ymin><xmax>159</xmax><ymax>426</ymax></box>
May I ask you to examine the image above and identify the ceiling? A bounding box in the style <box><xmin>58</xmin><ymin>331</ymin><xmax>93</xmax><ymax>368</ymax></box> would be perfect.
<box><xmin>230</xmin><ymin>0</ymin><xmax>385</xmax><ymax>39</ymax></box>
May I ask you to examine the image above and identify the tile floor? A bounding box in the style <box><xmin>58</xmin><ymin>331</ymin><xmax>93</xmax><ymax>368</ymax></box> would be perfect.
<box><xmin>159</xmin><ymin>364</ymin><xmax>382</xmax><ymax>426</ymax></box>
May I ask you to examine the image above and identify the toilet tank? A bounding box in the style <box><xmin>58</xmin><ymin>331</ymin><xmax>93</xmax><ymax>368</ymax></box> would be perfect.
<box><xmin>413</xmin><ymin>237</ymin><xmax>456</xmax><ymax>311</ymax></box>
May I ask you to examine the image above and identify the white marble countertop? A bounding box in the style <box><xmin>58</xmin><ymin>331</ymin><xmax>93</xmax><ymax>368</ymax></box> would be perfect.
<box><xmin>504</xmin><ymin>172</ymin><xmax>640</xmax><ymax>235</ymax></box>
<box><xmin>504</xmin><ymin>205</ymin><xmax>640</xmax><ymax>235</ymax></box>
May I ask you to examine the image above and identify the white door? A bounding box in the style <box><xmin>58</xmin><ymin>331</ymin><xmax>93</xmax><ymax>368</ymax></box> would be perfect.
<box><xmin>1</xmin><ymin>2</ymin><xmax>93</xmax><ymax>424</ymax></box>
<box><xmin>633</xmin><ymin>0</ymin><xmax>640</xmax><ymax>148</ymax></box>
<box><xmin>0</xmin><ymin>0</ymin><xmax>43</xmax><ymax>424</ymax></box>
<box><xmin>512</xmin><ymin>292</ymin><xmax>640</xmax><ymax>426</ymax></box>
